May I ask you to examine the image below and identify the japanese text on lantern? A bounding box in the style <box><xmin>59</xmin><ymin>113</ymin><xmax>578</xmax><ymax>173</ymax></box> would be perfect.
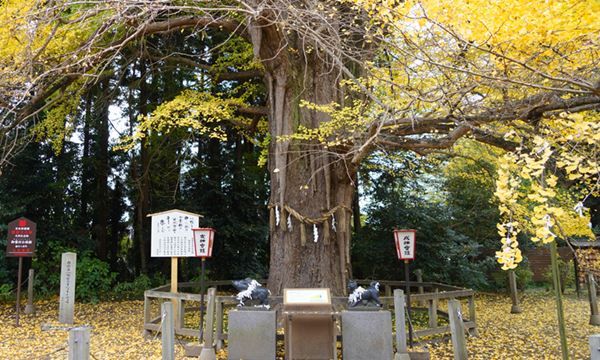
<box><xmin>394</xmin><ymin>230</ymin><xmax>416</xmax><ymax>260</ymax></box>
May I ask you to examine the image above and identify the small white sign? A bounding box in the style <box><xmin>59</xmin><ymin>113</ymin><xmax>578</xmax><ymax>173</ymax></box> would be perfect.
<box><xmin>284</xmin><ymin>288</ymin><xmax>331</xmax><ymax>304</ymax></box>
<box><xmin>149</xmin><ymin>210</ymin><xmax>200</xmax><ymax>257</ymax></box>
<box><xmin>394</xmin><ymin>230</ymin><xmax>416</xmax><ymax>260</ymax></box>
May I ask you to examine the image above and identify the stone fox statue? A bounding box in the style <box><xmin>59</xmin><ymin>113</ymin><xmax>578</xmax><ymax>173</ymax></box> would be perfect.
<box><xmin>347</xmin><ymin>280</ymin><xmax>381</xmax><ymax>307</ymax></box>
<box><xmin>232</xmin><ymin>278</ymin><xmax>271</xmax><ymax>309</ymax></box>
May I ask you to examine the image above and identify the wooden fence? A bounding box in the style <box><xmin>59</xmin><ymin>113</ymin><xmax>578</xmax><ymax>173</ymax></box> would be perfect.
<box><xmin>142</xmin><ymin>279</ymin><xmax>477</xmax><ymax>348</ymax></box>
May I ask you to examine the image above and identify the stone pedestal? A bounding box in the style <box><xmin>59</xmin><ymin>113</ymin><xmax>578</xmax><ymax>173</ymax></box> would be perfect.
<box><xmin>227</xmin><ymin>309</ymin><xmax>276</xmax><ymax>360</ymax></box>
<box><xmin>341</xmin><ymin>310</ymin><xmax>393</xmax><ymax>360</ymax></box>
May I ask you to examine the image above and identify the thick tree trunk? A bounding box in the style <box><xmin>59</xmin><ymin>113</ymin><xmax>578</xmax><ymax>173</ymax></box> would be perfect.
<box><xmin>252</xmin><ymin>23</ymin><xmax>358</xmax><ymax>296</ymax></box>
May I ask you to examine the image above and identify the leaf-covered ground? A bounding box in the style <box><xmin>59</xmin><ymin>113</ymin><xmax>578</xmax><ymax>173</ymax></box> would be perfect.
<box><xmin>0</xmin><ymin>292</ymin><xmax>596</xmax><ymax>359</ymax></box>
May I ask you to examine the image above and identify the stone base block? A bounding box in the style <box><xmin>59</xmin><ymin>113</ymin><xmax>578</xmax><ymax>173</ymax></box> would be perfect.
<box><xmin>342</xmin><ymin>310</ymin><xmax>393</xmax><ymax>360</ymax></box>
<box><xmin>408</xmin><ymin>351</ymin><xmax>430</xmax><ymax>360</ymax></box>
<box><xmin>510</xmin><ymin>305</ymin><xmax>523</xmax><ymax>314</ymax></box>
<box><xmin>24</xmin><ymin>305</ymin><xmax>36</xmax><ymax>315</ymax></box>
<box><xmin>227</xmin><ymin>309</ymin><xmax>276</xmax><ymax>360</ymax></box>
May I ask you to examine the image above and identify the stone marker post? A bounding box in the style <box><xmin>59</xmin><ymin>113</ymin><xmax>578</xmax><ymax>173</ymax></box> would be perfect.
<box><xmin>24</xmin><ymin>269</ymin><xmax>35</xmax><ymax>315</ymax></box>
<box><xmin>590</xmin><ymin>334</ymin><xmax>600</xmax><ymax>360</ymax></box>
<box><xmin>162</xmin><ymin>301</ymin><xmax>175</xmax><ymax>360</ymax></box>
<box><xmin>587</xmin><ymin>274</ymin><xmax>600</xmax><ymax>325</ymax></box>
<box><xmin>509</xmin><ymin>271</ymin><xmax>523</xmax><ymax>314</ymax></box>
<box><xmin>59</xmin><ymin>253</ymin><xmax>77</xmax><ymax>324</ymax></box>
<box><xmin>69</xmin><ymin>327</ymin><xmax>90</xmax><ymax>360</ymax></box>
<box><xmin>393</xmin><ymin>289</ymin><xmax>410</xmax><ymax>360</ymax></box>
<box><xmin>448</xmin><ymin>300</ymin><xmax>468</xmax><ymax>360</ymax></box>
<box><xmin>415</xmin><ymin>269</ymin><xmax>426</xmax><ymax>306</ymax></box>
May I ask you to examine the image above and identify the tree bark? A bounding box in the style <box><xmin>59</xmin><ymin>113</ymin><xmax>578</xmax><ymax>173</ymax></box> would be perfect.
<box><xmin>253</xmin><ymin>22</ymin><xmax>358</xmax><ymax>296</ymax></box>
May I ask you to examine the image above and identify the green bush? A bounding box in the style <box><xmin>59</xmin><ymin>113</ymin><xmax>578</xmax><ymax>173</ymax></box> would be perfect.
<box><xmin>491</xmin><ymin>266</ymin><xmax>534</xmax><ymax>292</ymax></box>
<box><xmin>0</xmin><ymin>283</ymin><xmax>13</xmax><ymax>303</ymax></box>
<box><xmin>76</xmin><ymin>253</ymin><xmax>117</xmax><ymax>303</ymax></box>
<box><xmin>112</xmin><ymin>273</ymin><xmax>167</xmax><ymax>299</ymax></box>
<box><xmin>543</xmin><ymin>259</ymin><xmax>575</xmax><ymax>293</ymax></box>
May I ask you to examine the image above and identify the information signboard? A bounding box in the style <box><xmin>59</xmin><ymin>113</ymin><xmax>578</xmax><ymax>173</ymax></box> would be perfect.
<box><xmin>394</xmin><ymin>229</ymin><xmax>416</xmax><ymax>260</ymax></box>
<box><xmin>283</xmin><ymin>288</ymin><xmax>331</xmax><ymax>305</ymax></box>
<box><xmin>149</xmin><ymin>210</ymin><xmax>201</xmax><ymax>257</ymax></box>
<box><xmin>6</xmin><ymin>217</ymin><xmax>37</xmax><ymax>257</ymax></box>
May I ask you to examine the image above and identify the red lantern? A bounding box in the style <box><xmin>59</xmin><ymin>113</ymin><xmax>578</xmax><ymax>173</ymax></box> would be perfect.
<box><xmin>193</xmin><ymin>228</ymin><xmax>216</xmax><ymax>258</ymax></box>
<box><xmin>393</xmin><ymin>230</ymin><xmax>416</xmax><ymax>260</ymax></box>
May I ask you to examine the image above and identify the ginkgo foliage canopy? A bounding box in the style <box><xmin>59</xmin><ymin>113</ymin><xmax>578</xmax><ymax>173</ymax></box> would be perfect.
<box><xmin>1</xmin><ymin>0</ymin><xmax>599</xmax><ymax>292</ymax></box>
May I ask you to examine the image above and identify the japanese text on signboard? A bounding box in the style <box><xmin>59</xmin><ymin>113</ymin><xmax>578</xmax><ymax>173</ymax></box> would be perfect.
<box><xmin>6</xmin><ymin>217</ymin><xmax>37</xmax><ymax>257</ymax></box>
<box><xmin>150</xmin><ymin>211</ymin><xmax>199</xmax><ymax>257</ymax></box>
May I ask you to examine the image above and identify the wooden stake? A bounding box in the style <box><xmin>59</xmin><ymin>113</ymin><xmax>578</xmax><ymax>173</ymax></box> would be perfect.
<box><xmin>171</xmin><ymin>257</ymin><xmax>178</xmax><ymax>318</ymax></box>
<box><xmin>15</xmin><ymin>257</ymin><xmax>22</xmax><ymax>327</ymax></box>
<box><xmin>550</xmin><ymin>240</ymin><xmax>569</xmax><ymax>359</ymax></box>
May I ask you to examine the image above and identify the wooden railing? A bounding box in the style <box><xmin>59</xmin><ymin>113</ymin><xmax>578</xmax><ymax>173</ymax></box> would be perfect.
<box><xmin>142</xmin><ymin>279</ymin><xmax>477</xmax><ymax>348</ymax></box>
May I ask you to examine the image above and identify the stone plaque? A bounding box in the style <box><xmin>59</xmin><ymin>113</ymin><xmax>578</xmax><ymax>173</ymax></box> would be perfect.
<box><xmin>341</xmin><ymin>310</ymin><xmax>393</xmax><ymax>360</ymax></box>
<box><xmin>227</xmin><ymin>309</ymin><xmax>276</xmax><ymax>360</ymax></box>
<box><xmin>59</xmin><ymin>252</ymin><xmax>77</xmax><ymax>324</ymax></box>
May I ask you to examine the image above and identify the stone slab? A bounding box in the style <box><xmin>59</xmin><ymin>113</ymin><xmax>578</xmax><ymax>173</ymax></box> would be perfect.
<box><xmin>408</xmin><ymin>351</ymin><xmax>431</xmax><ymax>360</ymax></box>
<box><xmin>348</xmin><ymin>304</ymin><xmax>382</xmax><ymax>311</ymax></box>
<box><xmin>227</xmin><ymin>309</ymin><xmax>276</xmax><ymax>360</ymax></box>
<box><xmin>59</xmin><ymin>253</ymin><xmax>77</xmax><ymax>324</ymax></box>
<box><xmin>342</xmin><ymin>310</ymin><xmax>393</xmax><ymax>360</ymax></box>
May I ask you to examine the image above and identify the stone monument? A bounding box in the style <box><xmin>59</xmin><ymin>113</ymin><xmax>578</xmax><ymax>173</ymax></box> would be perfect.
<box><xmin>59</xmin><ymin>252</ymin><xmax>77</xmax><ymax>324</ymax></box>
<box><xmin>227</xmin><ymin>308</ymin><xmax>276</xmax><ymax>360</ymax></box>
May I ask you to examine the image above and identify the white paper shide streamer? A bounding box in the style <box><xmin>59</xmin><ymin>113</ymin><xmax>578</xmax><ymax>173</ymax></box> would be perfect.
<box><xmin>287</xmin><ymin>214</ymin><xmax>293</xmax><ymax>231</ymax></box>
<box><xmin>275</xmin><ymin>205</ymin><xmax>280</xmax><ymax>226</ymax></box>
<box><xmin>313</xmin><ymin>224</ymin><xmax>318</xmax><ymax>242</ymax></box>
<box><xmin>332</xmin><ymin>214</ymin><xmax>337</xmax><ymax>232</ymax></box>
<box><xmin>542</xmin><ymin>214</ymin><xmax>557</xmax><ymax>238</ymax></box>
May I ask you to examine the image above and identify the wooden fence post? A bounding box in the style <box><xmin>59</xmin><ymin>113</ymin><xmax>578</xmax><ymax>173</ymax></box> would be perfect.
<box><xmin>385</xmin><ymin>285</ymin><xmax>392</xmax><ymax>310</ymax></box>
<box><xmin>587</xmin><ymin>274</ymin><xmax>600</xmax><ymax>325</ymax></box>
<box><xmin>448</xmin><ymin>300</ymin><xmax>468</xmax><ymax>360</ymax></box>
<box><xmin>199</xmin><ymin>287</ymin><xmax>217</xmax><ymax>360</ymax></box>
<box><xmin>393</xmin><ymin>289</ymin><xmax>410</xmax><ymax>360</ymax></box>
<box><xmin>162</xmin><ymin>301</ymin><xmax>175</xmax><ymax>360</ymax></box>
<box><xmin>142</xmin><ymin>295</ymin><xmax>152</xmax><ymax>338</ymax></box>
<box><xmin>215</xmin><ymin>296</ymin><xmax>224</xmax><ymax>351</ymax></box>
<box><xmin>428</xmin><ymin>288</ymin><xmax>438</xmax><ymax>329</ymax></box>
<box><xmin>415</xmin><ymin>269</ymin><xmax>425</xmax><ymax>306</ymax></box>
<box><xmin>69</xmin><ymin>327</ymin><xmax>90</xmax><ymax>360</ymax></box>
<box><xmin>509</xmin><ymin>271</ymin><xmax>522</xmax><ymax>314</ymax></box>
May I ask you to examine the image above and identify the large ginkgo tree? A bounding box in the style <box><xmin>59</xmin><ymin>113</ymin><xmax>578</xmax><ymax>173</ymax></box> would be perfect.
<box><xmin>1</xmin><ymin>0</ymin><xmax>598</xmax><ymax>313</ymax></box>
